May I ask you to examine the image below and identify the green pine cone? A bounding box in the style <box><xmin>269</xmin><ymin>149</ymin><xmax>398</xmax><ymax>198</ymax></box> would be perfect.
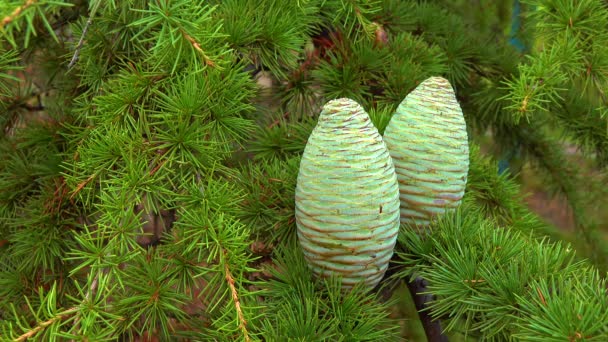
<box><xmin>295</xmin><ymin>98</ymin><xmax>401</xmax><ymax>290</ymax></box>
<box><xmin>383</xmin><ymin>76</ymin><xmax>470</xmax><ymax>228</ymax></box>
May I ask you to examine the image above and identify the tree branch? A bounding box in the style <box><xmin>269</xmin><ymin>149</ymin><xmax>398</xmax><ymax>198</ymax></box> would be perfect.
<box><xmin>223</xmin><ymin>250</ymin><xmax>250</xmax><ymax>342</ymax></box>
<box><xmin>1</xmin><ymin>0</ymin><xmax>38</xmax><ymax>27</ymax></box>
<box><xmin>15</xmin><ymin>307</ymin><xmax>78</xmax><ymax>342</ymax></box>
<box><xmin>180</xmin><ymin>29</ymin><xmax>218</xmax><ymax>68</ymax></box>
<box><xmin>68</xmin><ymin>0</ymin><xmax>101</xmax><ymax>69</ymax></box>
<box><xmin>406</xmin><ymin>277</ymin><xmax>449</xmax><ymax>342</ymax></box>
<box><xmin>70</xmin><ymin>274</ymin><xmax>99</xmax><ymax>341</ymax></box>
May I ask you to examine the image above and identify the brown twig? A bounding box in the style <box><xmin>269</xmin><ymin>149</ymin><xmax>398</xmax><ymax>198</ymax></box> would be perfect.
<box><xmin>536</xmin><ymin>286</ymin><xmax>547</xmax><ymax>306</ymax></box>
<box><xmin>70</xmin><ymin>172</ymin><xmax>98</xmax><ymax>200</ymax></box>
<box><xmin>223</xmin><ymin>251</ymin><xmax>251</xmax><ymax>342</ymax></box>
<box><xmin>19</xmin><ymin>102</ymin><xmax>45</xmax><ymax>112</ymax></box>
<box><xmin>149</xmin><ymin>158</ymin><xmax>167</xmax><ymax>176</ymax></box>
<box><xmin>43</xmin><ymin>176</ymin><xmax>70</xmax><ymax>214</ymax></box>
<box><xmin>67</xmin><ymin>14</ymin><xmax>92</xmax><ymax>68</ymax></box>
<box><xmin>267</xmin><ymin>111</ymin><xmax>290</xmax><ymax>129</ymax></box>
<box><xmin>68</xmin><ymin>0</ymin><xmax>102</xmax><ymax>69</ymax></box>
<box><xmin>15</xmin><ymin>307</ymin><xmax>78</xmax><ymax>342</ymax></box>
<box><xmin>1</xmin><ymin>0</ymin><xmax>38</xmax><ymax>27</ymax></box>
<box><xmin>519</xmin><ymin>93</ymin><xmax>530</xmax><ymax>113</ymax></box>
<box><xmin>180</xmin><ymin>29</ymin><xmax>217</xmax><ymax>68</ymax></box>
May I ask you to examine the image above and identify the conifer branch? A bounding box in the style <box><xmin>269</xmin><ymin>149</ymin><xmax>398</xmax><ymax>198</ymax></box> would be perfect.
<box><xmin>1</xmin><ymin>0</ymin><xmax>38</xmax><ymax>27</ymax></box>
<box><xmin>70</xmin><ymin>274</ymin><xmax>99</xmax><ymax>340</ymax></box>
<box><xmin>15</xmin><ymin>307</ymin><xmax>78</xmax><ymax>342</ymax></box>
<box><xmin>68</xmin><ymin>1</ymin><xmax>101</xmax><ymax>70</ymax></box>
<box><xmin>2</xmin><ymin>1</ymin><xmax>608</xmax><ymax>340</ymax></box>
<box><xmin>223</xmin><ymin>250</ymin><xmax>250</xmax><ymax>342</ymax></box>
<box><xmin>536</xmin><ymin>286</ymin><xmax>547</xmax><ymax>306</ymax></box>
<box><xmin>149</xmin><ymin>158</ymin><xmax>167</xmax><ymax>176</ymax></box>
<box><xmin>180</xmin><ymin>29</ymin><xmax>217</xmax><ymax>68</ymax></box>
<box><xmin>70</xmin><ymin>171</ymin><xmax>98</xmax><ymax>200</ymax></box>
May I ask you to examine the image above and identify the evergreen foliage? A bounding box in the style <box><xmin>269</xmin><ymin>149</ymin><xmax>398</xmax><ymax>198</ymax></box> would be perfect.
<box><xmin>1</xmin><ymin>0</ymin><xmax>607</xmax><ymax>340</ymax></box>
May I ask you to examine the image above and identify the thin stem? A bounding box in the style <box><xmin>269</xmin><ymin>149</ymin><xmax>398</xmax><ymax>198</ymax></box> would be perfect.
<box><xmin>1</xmin><ymin>0</ymin><xmax>38</xmax><ymax>26</ymax></box>
<box><xmin>68</xmin><ymin>0</ymin><xmax>102</xmax><ymax>69</ymax></box>
<box><xmin>15</xmin><ymin>308</ymin><xmax>78</xmax><ymax>342</ymax></box>
<box><xmin>180</xmin><ymin>29</ymin><xmax>219</xmax><ymax>69</ymax></box>
<box><xmin>223</xmin><ymin>250</ymin><xmax>250</xmax><ymax>342</ymax></box>
<box><xmin>70</xmin><ymin>274</ymin><xmax>100</xmax><ymax>341</ymax></box>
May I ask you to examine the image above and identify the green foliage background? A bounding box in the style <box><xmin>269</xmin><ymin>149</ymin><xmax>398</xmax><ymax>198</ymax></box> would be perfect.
<box><xmin>1</xmin><ymin>0</ymin><xmax>607</xmax><ymax>340</ymax></box>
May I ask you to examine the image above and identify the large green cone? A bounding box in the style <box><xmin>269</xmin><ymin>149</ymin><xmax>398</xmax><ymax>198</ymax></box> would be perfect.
<box><xmin>383</xmin><ymin>77</ymin><xmax>469</xmax><ymax>228</ymax></box>
<box><xmin>295</xmin><ymin>98</ymin><xmax>400</xmax><ymax>290</ymax></box>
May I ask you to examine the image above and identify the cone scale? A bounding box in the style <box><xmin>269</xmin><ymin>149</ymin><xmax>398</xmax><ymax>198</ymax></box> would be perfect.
<box><xmin>295</xmin><ymin>98</ymin><xmax>400</xmax><ymax>290</ymax></box>
<box><xmin>384</xmin><ymin>77</ymin><xmax>469</xmax><ymax>227</ymax></box>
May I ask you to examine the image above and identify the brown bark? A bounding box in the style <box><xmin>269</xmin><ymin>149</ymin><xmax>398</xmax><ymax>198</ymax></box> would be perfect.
<box><xmin>406</xmin><ymin>277</ymin><xmax>449</xmax><ymax>342</ymax></box>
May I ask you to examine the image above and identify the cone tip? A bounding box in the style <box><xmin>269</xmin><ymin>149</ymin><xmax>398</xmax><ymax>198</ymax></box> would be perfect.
<box><xmin>325</xmin><ymin>97</ymin><xmax>360</xmax><ymax>108</ymax></box>
<box><xmin>421</xmin><ymin>76</ymin><xmax>452</xmax><ymax>87</ymax></box>
<box><xmin>321</xmin><ymin>98</ymin><xmax>365</xmax><ymax>115</ymax></box>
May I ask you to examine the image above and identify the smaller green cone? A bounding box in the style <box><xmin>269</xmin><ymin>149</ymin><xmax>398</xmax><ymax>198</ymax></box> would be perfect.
<box><xmin>383</xmin><ymin>77</ymin><xmax>470</xmax><ymax>228</ymax></box>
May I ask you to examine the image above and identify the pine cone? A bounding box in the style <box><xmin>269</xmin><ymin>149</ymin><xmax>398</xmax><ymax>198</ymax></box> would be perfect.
<box><xmin>384</xmin><ymin>76</ymin><xmax>469</xmax><ymax>228</ymax></box>
<box><xmin>295</xmin><ymin>98</ymin><xmax>400</xmax><ymax>289</ymax></box>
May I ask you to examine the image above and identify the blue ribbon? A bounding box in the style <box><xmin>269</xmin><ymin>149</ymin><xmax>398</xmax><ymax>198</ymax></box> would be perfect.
<box><xmin>499</xmin><ymin>0</ymin><xmax>525</xmax><ymax>175</ymax></box>
<box><xmin>509</xmin><ymin>0</ymin><xmax>525</xmax><ymax>53</ymax></box>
